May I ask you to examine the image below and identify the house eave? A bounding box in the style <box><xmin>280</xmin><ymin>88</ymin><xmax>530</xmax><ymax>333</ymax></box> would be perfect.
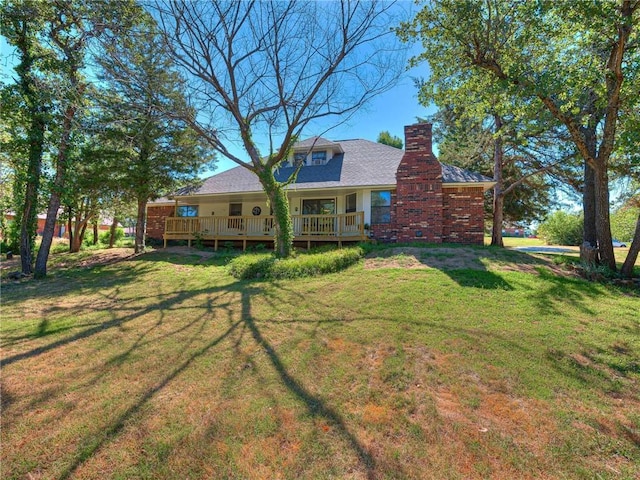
<box><xmin>443</xmin><ymin>181</ymin><xmax>495</xmax><ymax>192</ymax></box>
<box><xmin>165</xmin><ymin>181</ymin><xmax>495</xmax><ymax>202</ymax></box>
<box><xmin>170</xmin><ymin>183</ymin><xmax>400</xmax><ymax>201</ymax></box>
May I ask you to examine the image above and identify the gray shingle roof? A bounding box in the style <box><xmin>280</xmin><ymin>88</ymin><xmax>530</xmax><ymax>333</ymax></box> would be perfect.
<box><xmin>293</xmin><ymin>136</ymin><xmax>341</xmax><ymax>151</ymax></box>
<box><xmin>172</xmin><ymin>138</ymin><xmax>492</xmax><ymax>198</ymax></box>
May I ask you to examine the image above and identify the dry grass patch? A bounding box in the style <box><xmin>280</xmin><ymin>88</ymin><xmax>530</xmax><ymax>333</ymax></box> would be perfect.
<box><xmin>1</xmin><ymin>247</ymin><xmax>639</xmax><ymax>479</ymax></box>
<box><xmin>364</xmin><ymin>246</ymin><xmax>577</xmax><ymax>278</ymax></box>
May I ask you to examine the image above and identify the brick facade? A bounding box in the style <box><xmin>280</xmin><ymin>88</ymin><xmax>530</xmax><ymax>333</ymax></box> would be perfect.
<box><xmin>394</xmin><ymin>124</ymin><xmax>443</xmax><ymax>243</ymax></box>
<box><xmin>370</xmin><ymin>123</ymin><xmax>485</xmax><ymax>245</ymax></box>
<box><xmin>441</xmin><ymin>186</ymin><xmax>485</xmax><ymax>244</ymax></box>
<box><xmin>146</xmin><ymin>205</ymin><xmax>175</xmax><ymax>240</ymax></box>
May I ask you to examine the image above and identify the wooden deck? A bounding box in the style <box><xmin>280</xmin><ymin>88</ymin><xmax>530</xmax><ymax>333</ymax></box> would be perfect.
<box><xmin>163</xmin><ymin>212</ymin><xmax>366</xmax><ymax>250</ymax></box>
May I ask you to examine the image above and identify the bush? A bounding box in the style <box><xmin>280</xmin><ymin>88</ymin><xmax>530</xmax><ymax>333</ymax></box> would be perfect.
<box><xmin>99</xmin><ymin>227</ymin><xmax>125</xmax><ymax>245</ymax></box>
<box><xmin>228</xmin><ymin>247</ymin><xmax>364</xmax><ymax>280</ymax></box>
<box><xmin>537</xmin><ymin>211</ymin><xmax>583</xmax><ymax>246</ymax></box>
<box><xmin>611</xmin><ymin>206</ymin><xmax>638</xmax><ymax>242</ymax></box>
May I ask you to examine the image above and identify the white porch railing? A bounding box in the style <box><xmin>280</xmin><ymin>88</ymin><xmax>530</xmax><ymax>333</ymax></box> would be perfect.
<box><xmin>164</xmin><ymin>211</ymin><xmax>365</xmax><ymax>245</ymax></box>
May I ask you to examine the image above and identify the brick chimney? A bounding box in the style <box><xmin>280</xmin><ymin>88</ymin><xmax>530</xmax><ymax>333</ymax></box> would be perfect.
<box><xmin>394</xmin><ymin>123</ymin><xmax>443</xmax><ymax>243</ymax></box>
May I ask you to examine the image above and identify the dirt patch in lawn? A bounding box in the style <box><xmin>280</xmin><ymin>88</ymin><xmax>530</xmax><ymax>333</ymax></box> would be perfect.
<box><xmin>364</xmin><ymin>246</ymin><xmax>574</xmax><ymax>277</ymax></box>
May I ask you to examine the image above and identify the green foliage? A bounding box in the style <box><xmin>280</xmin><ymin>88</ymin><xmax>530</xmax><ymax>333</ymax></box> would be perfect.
<box><xmin>611</xmin><ymin>206</ymin><xmax>639</xmax><ymax>242</ymax></box>
<box><xmin>81</xmin><ymin>227</ymin><xmax>125</xmax><ymax>247</ymax></box>
<box><xmin>432</xmin><ymin>108</ymin><xmax>557</xmax><ymax>224</ymax></box>
<box><xmin>228</xmin><ymin>247</ymin><xmax>364</xmax><ymax>280</ymax></box>
<box><xmin>399</xmin><ymin>0</ymin><xmax>639</xmax><ymax>268</ymax></box>
<box><xmin>99</xmin><ymin>227</ymin><xmax>124</xmax><ymax>245</ymax></box>
<box><xmin>537</xmin><ymin>211</ymin><xmax>583</xmax><ymax>246</ymax></box>
<box><xmin>377</xmin><ymin>131</ymin><xmax>403</xmax><ymax>149</ymax></box>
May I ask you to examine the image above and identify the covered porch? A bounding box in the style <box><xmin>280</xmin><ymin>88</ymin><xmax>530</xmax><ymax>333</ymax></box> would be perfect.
<box><xmin>163</xmin><ymin>211</ymin><xmax>366</xmax><ymax>250</ymax></box>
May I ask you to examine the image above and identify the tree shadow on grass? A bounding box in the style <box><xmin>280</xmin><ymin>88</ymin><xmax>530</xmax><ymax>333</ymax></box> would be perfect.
<box><xmin>4</xmin><ymin>255</ymin><xmax>376</xmax><ymax>479</ymax></box>
<box><xmin>56</xmin><ymin>318</ymin><xmax>243</xmax><ymax>480</ymax></box>
<box><xmin>49</xmin><ymin>284</ymin><xmax>376</xmax><ymax>479</ymax></box>
<box><xmin>366</xmin><ymin>245</ymin><xmax>516</xmax><ymax>290</ymax></box>
<box><xmin>239</xmin><ymin>287</ymin><xmax>377</xmax><ymax>479</ymax></box>
<box><xmin>1</xmin><ymin>275</ymin><xmax>239</xmax><ymax>367</ymax></box>
<box><xmin>0</xmin><ymin>257</ymin><xmax>156</xmax><ymax>308</ymax></box>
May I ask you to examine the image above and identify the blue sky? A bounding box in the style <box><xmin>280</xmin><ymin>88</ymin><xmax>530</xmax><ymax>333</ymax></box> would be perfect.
<box><xmin>0</xmin><ymin>9</ymin><xmax>435</xmax><ymax>178</ymax></box>
<box><xmin>209</xmin><ymin>67</ymin><xmax>436</xmax><ymax>176</ymax></box>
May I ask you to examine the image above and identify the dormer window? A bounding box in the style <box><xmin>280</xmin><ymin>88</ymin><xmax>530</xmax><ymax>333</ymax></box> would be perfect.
<box><xmin>293</xmin><ymin>152</ymin><xmax>306</xmax><ymax>167</ymax></box>
<box><xmin>311</xmin><ymin>151</ymin><xmax>327</xmax><ymax>165</ymax></box>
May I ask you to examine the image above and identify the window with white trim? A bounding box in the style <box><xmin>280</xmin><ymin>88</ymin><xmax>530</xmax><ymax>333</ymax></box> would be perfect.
<box><xmin>311</xmin><ymin>151</ymin><xmax>327</xmax><ymax>165</ymax></box>
<box><xmin>177</xmin><ymin>205</ymin><xmax>198</xmax><ymax>217</ymax></box>
<box><xmin>371</xmin><ymin>191</ymin><xmax>391</xmax><ymax>224</ymax></box>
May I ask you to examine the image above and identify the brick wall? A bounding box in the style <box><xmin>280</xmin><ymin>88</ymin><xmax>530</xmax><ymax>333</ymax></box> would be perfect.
<box><xmin>147</xmin><ymin>205</ymin><xmax>175</xmax><ymax>240</ymax></box>
<box><xmin>393</xmin><ymin>124</ymin><xmax>443</xmax><ymax>243</ymax></box>
<box><xmin>442</xmin><ymin>187</ymin><xmax>485</xmax><ymax>244</ymax></box>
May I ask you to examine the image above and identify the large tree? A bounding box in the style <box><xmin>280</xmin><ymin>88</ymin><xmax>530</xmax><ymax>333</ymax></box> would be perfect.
<box><xmin>377</xmin><ymin>131</ymin><xmax>403</xmax><ymax>149</ymax></box>
<box><xmin>431</xmin><ymin>106</ymin><xmax>569</xmax><ymax>246</ymax></box>
<box><xmin>33</xmin><ymin>0</ymin><xmax>144</xmax><ymax>277</ymax></box>
<box><xmin>1</xmin><ymin>0</ymin><xmax>52</xmax><ymax>275</ymax></box>
<box><xmin>152</xmin><ymin>0</ymin><xmax>404</xmax><ymax>257</ymax></box>
<box><xmin>96</xmin><ymin>24</ymin><xmax>215</xmax><ymax>253</ymax></box>
<box><xmin>401</xmin><ymin>0</ymin><xmax>639</xmax><ymax>271</ymax></box>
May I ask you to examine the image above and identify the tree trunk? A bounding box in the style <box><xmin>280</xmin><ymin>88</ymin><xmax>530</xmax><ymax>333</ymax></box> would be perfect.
<box><xmin>92</xmin><ymin>221</ymin><xmax>98</xmax><ymax>245</ymax></box>
<box><xmin>621</xmin><ymin>212</ymin><xmax>640</xmax><ymax>278</ymax></box>
<box><xmin>19</xmin><ymin>114</ymin><xmax>46</xmax><ymax>275</ymax></box>
<box><xmin>70</xmin><ymin>214</ymin><xmax>89</xmax><ymax>253</ymax></box>
<box><xmin>108</xmin><ymin>217</ymin><xmax>118</xmax><ymax>248</ymax></box>
<box><xmin>134</xmin><ymin>198</ymin><xmax>146</xmax><ymax>254</ymax></box>
<box><xmin>491</xmin><ymin>194</ymin><xmax>505</xmax><ymax>247</ymax></box>
<box><xmin>34</xmin><ymin>102</ymin><xmax>77</xmax><ymax>278</ymax></box>
<box><xmin>593</xmin><ymin>165</ymin><xmax>616</xmax><ymax>271</ymax></box>
<box><xmin>258</xmin><ymin>168</ymin><xmax>293</xmax><ymax>258</ymax></box>
<box><xmin>67</xmin><ymin>206</ymin><xmax>73</xmax><ymax>252</ymax></box>
<box><xmin>582</xmin><ymin>162</ymin><xmax>597</xmax><ymax>248</ymax></box>
<box><xmin>13</xmin><ymin>16</ymin><xmax>47</xmax><ymax>276</ymax></box>
<box><xmin>490</xmin><ymin>115</ymin><xmax>504</xmax><ymax>247</ymax></box>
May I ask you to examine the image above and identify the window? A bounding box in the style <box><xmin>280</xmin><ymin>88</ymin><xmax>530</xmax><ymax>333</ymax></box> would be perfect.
<box><xmin>229</xmin><ymin>203</ymin><xmax>242</xmax><ymax>216</ymax></box>
<box><xmin>177</xmin><ymin>205</ymin><xmax>198</xmax><ymax>217</ymax></box>
<box><xmin>302</xmin><ymin>198</ymin><xmax>335</xmax><ymax>215</ymax></box>
<box><xmin>345</xmin><ymin>193</ymin><xmax>357</xmax><ymax>213</ymax></box>
<box><xmin>371</xmin><ymin>191</ymin><xmax>391</xmax><ymax>224</ymax></box>
<box><xmin>311</xmin><ymin>151</ymin><xmax>326</xmax><ymax>165</ymax></box>
<box><xmin>293</xmin><ymin>152</ymin><xmax>307</xmax><ymax>166</ymax></box>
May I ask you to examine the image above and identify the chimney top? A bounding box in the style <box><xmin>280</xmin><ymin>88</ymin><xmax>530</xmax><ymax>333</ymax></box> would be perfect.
<box><xmin>404</xmin><ymin>123</ymin><xmax>433</xmax><ymax>155</ymax></box>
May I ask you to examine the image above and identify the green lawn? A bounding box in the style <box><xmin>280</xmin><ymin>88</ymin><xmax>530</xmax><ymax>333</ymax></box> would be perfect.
<box><xmin>2</xmin><ymin>246</ymin><xmax>639</xmax><ymax>479</ymax></box>
<box><xmin>485</xmin><ymin>235</ymin><xmax>545</xmax><ymax>247</ymax></box>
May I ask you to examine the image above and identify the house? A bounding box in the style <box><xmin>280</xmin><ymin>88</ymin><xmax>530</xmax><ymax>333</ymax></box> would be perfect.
<box><xmin>2</xmin><ymin>212</ymin><xmax>66</xmax><ymax>239</ymax></box>
<box><xmin>2</xmin><ymin>212</ymin><xmax>116</xmax><ymax>241</ymax></box>
<box><xmin>146</xmin><ymin>123</ymin><xmax>494</xmax><ymax>250</ymax></box>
